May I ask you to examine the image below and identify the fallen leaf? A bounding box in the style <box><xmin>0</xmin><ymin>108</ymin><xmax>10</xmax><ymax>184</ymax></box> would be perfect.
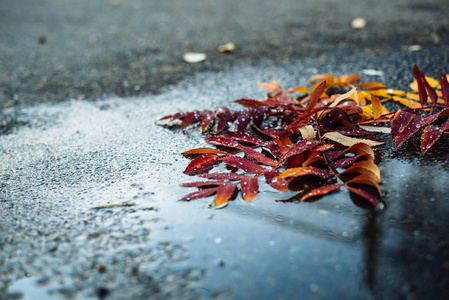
<box><xmin>184</xmin><ymin>154</ymin><xmax>219</xmax><ymax>174</ymax></box>
<box><xmin>301</xmin><ymin>184</ymin><xmax>343</xmax><ymax>201</ymax></box>
<box><xmin>240</xmin><ymin>176</ymin><xmax>259</xmax><ymax>201</ymax></box>
<box><xmin>323</xmin><ymin>131</ymin><xmax>384</xmax><ymax>147</ymax></box>
<box><xmin>215</xmin><ymin>183</ymin><xmax>237</xmax><ymax>206</ymax></box>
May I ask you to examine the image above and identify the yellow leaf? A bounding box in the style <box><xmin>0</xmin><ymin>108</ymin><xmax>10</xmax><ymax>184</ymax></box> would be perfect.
<box><xmin>291</xmin><ymin>86</ymin><xmax>308</xmax><ymax>94</ymax></box>
<box><xmin>392</xmin><ymin>96</ymin><xmax>421</xmax><ymax>108</ymax></box>
<box><xmin>371</xmin><ymin>94</ymin><xmax>383</xmax><ymax>119</ymax></box>
<box><xmin>410</xmin><ymin>76</ymin><xmax>440</xmax><ymax>90</ymax></box>
<box><xmin>323</xmin><ymin>132</ymin><xmax>384</xmax><ymax>147</ymax></box>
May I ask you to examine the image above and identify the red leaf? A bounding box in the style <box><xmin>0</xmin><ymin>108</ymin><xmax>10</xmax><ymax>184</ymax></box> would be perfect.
<box><xmin>264</xmin><ymin>169</ymin><xmax>289</xmax><ymax>192</ymax></box>
<box><xmin>217</xmin><ymin>110</ymin><xmax>239</xmax><ymax>132</ymax></box>
<box><xmin>181</xmin><ymin>181</ymin><xmax>222</xmax><ymax>187</ymax></box>
<box><xmin>223</xmin><ymin>155</ymin><xmax>267</xmax><ymax>174</ymax></box>
<box><xmin>199</xmin><ymin>173</ymin><xmax>247</xmax><ymax>180</ymax></box>
<box><xmin>182</xmin><ymin>111</ymin><xmax>203</xmax><ymax>127</ymax></box>
<box><xmin>184</xmin><ymin>154</ymin><xmax>219</xmax><ymax>174</ymax></box>
<box><xmin>201</xmin><ymin>112</ymin><xmax>215</xmax><ymax>131</ymax></box>
<box><xmin>300</xmin><ymin>184</ymin><xmax>343</xmax><ymax>201</ymax></box>
<box><xmin>391</xmin><ymin>110</ymin><xmax>415</xmax><ymax>140</ymax></box>
<box><xmin>240</xmin><ymin>176</ymin><xmax>259</xmax><ymax>201</ymax></box>
<box><xmin>394</xmin><ymin>113</ymin><xmax>439</xmax><ymax>149</ymax></box>
<box><xmin>347</xmin><ymin>187</ymin><xmax>379</xmax><ymax>208</ymax></box>
<box><xmin>440</xmin><ymin>73</ymin><xmax>449</xmax><ymax>106</ymax></box>
<box><xmin>335</xmin><ymin>126</ymin><xmax>372</xmax><ymax>136</ymax></box>
<box><xmin>240</xmin><ymin>146</ymin><xmax>278</xmax><ymax>167</ymax></box>
<box><xmin>252</xmin><ymin>125</ymin><xmax>278</xmax><ymax>138</ymax></box>
<box><xmin>331</xmin><ymin>155</ymin><xmax>362</xmax><ymax>168</ymax></box>
<box><xmin>421</xmin><ymin>118</ymin><xmax>449</xmax><ymax>154</ymax></box>
<box><xmin>180</xmin><ymin>187</ymin><xmax>218</xmax><ymax>201</ymax></box>
<box><xmin>304</xmin><ymin>80</ymin><xmax>326</xmax><ymax>116</ymax></box>
<box><xmin>215</xmin><ymin>183</ymin><xmax>237</xmax><ymax>206</ymax></box>
<box><xmin>205</xmin><ymin>136</ymin><xmax>240</xmax><ymax>148</ymax></box>
<box><xmin>326</xmin><ymin>143</ymin><xmax>375</xmax><ymax>160</ymax></box>
<box><xmin>234</xmin><ymin>98</ymin><xmax>264</xmax><ymax>108</ymax></box>
<box><xmin>413</xmin><ymin>65</ymin><xmax>428</xmax><ymax>106</ymax></box>
<box><xmin>283</xmin><ymin>139</ymin><xmax>321</xmax><ymax>160</ymax></box>
<box><xmin>253</xmin><ymin>106</ymin><xmax>268</xmax><ymax>127</ymax></box>
<box><xmin>223</xmin><ymin>131</ymin><xmax>261</xmax><ymax>144</ymax></box>
<box><xmin>236</xmin><ymin>109</ymin><xmax>255</xmax><ymax>131</ymax></box>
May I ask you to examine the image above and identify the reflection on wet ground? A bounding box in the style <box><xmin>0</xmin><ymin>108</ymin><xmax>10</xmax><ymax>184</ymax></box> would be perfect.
<box><xmin>2</xmin><ymin>64</ymin><xmax>449</xmax><ymax>299</ymax></box>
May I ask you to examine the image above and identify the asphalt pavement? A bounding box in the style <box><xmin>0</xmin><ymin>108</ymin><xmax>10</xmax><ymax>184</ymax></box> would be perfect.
<box><xmin>1</xmin><ymin>0</ymin><xmax>449</xmax><ymax>299</ymax></box>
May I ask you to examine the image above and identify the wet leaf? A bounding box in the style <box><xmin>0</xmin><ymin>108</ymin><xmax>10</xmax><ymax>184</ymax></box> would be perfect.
<box><xmin>323</xmin><ymin>132</ymin><xmax>384</xmax><ymax>147</ymax></box>
<box><xmin>298</xmin><ymin>125</ymin><xmax>316</xmax><ymax>139</ymax></box>
<box><xmin>290</xmin><ymin>86</ymin><xmax>308</xmax><ymax>94</ymax></box>
<box><xmin>301</xmin><ymin>184</ymin><xmax>343</xmax><ymax>201</ymax></box>
<box><xmin>223</xmin><ymin>155</ymin><xmax>267</xmax><ymax>174</ymax></box>
<box><xmin>391</xmin><ymin>110</ymin><xmax>415</xmax><ymax>140</ymax></box>
<box><xmin>421</xmin><ymin>118</ymin><xmax>449</xmax><ymax>154</ymax></box>
<box><xmin>240</xmin><ymin>176</ymin><xmax>259</xmax><ymax>201</ymax></box>
<box><xmin>234</xmin><ymin>98</ymin><xmax>265</xmax><ymax>108</ymax></box>
<box><xmin>357</xmin><ymin>125</ymin><xmax>391</xmax><ymax>134</ymax></box>
<box><xmin>329</xmin><ymin>87</ymin><xmax>357</xmax><ymax>108</ymax></box>
<box><xmin>257</xmin><ymin>80</ymin><xmax>282</xmax><ymax>93</ymax></box>
<box><xmin>240</xmin><ymin>146</ymin><xmax>278</xmax><ymax>167</ymax></box>
<box><xmin>264</xmin><ymin>169</ymin><xmax>289</xmax><ymax>192</ymax></box>
<box><xmin>182</xmin><ymin>148</ymin><xmax>227</xmax><ymax>155</ymax></box>
<box><xmin>236</xmin><ymin>109</ymin><xmax>255</xmax><ymax>131</ymax></box>
<box><xmin>347</xmin><ymin>187</ymin><xmax>379</xmax><ymax>208</ymax></box>
<box><xmin>184</xmin><ymin>154</ymin><xmax>219</xmax><ymax>174</ymax></box>
<box><xmin>198</xmin><ymin>172</ymin><xmax>245</xmax><ymax>180</ymax></box>
<box><xmin>181</xmin><ymin>181</ymin><xmax>222</xmax><ymax>187</ymax></box>
<box><xmin>413</xmin><ymin>65</ymin><xmax>428</xmax><ymax>106</ymax></box>
<box><xmin>394</xmin><ymin>113</ymin><xmax>439</xmax><ymax>149</ymax></box>
<box><xmin>331</xmin><ymin>155</ymin><xmax>362</xmax><ymax>168</ymax></box>
<box><xmin>278</xmin><ymin>166</ymin><xmax>334</xmax><ymax>179</ymax></box>
<box><xmin>223</xmin><ymin>131</ymin><xmax>261</xmax><ymax>145</ymax></box>
<box><xmin>215</xmin><ymin>183</ymin><xmax>237</xmax><ymax>206</ymax></box>
<box><xmin>205</xmin><ymin>136</ymin><xmax>241</xmax><ymax>148</ymax></box>
<box><xmin>180</xmin><ymin>187</ymin><xmax>218</xmax><ymax>201</ymax></box>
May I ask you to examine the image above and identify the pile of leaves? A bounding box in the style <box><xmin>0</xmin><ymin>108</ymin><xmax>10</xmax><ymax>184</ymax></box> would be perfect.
<box><xmin>159</xmin><ymin>66</ymin><xmax>449</xmax><ymax>209</ymax></box>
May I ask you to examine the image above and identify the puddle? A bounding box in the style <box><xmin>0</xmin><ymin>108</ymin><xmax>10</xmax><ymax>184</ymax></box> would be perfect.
<box><xmin>2</xmin><ymin>63</ymin><xmax>449</xmax><ymax>299</ymax></box>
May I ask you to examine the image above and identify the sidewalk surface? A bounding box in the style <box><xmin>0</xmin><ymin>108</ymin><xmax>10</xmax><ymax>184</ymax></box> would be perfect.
<box><xmin>1</xmin><ymin>0</ymin><xmax>449</xmax><ymax>299</ymax></box>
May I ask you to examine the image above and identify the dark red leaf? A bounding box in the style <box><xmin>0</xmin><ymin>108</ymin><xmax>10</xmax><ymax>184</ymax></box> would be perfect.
<box><xmin>240</xmin><ymin>176</ymin><xmax>259</xmax><ymax>201</ymax></box>
<box><xmin>413</xmin><ymin>65</ymin><xmax>428</xmax><ymax>106</ymax></box>
<box><xmin>264</xmin><ymin>169</ymin><xmax>289</xmax><ymax>192</ymax></box>
<box><xmin>201</xmin><ymin>112</ymin><xmax>215</xmax><ymax>132</ymax></box>
<box><xmin>394</xmin><ymin>113</ymin><xmax>439</xmax><ymax>149</ymax></box>
<box><xmin>180</xmin><ymin>187</ymin><xmax>218</xmax><ymax>201</ymax></box>
<box><xmin>283</xmin><ymin>139</ymin><xmax>321</xmax><ymax>160</ymax></box>
<box><xmin>253</xmin><ymin>106</ymin><xmax>268</xmax><ymax>127</ymax></box>
<box><xmin>223</xmin><ymin>155</ymin><xmax>267</xmax><ymax>174</ymax></box>
<box><xmin>421</xmin><ymin>118</ymin><xmax>449</xmax><ymax>154</ymax></box>
<box><xmin>205</xmin><ymin>136</ymin><xmax>240</xmax><ymax>148</ymax></box>
<box><xmin>265</xmin><ymin>142</ymin><xmax>283</xmax><ymax>160</ymax></box>
<box><xmin>300</xmin><ymin>184</ymin><xmax>343</xmax><ymax>201</ymax></box>
<box><xmin>347</xmin><ymin>187</ymin><xmax>379</xmax><ymax>208</ymax></box>
<box><xmin>326</xmin><ymin>143</ymin><xmax>375</xmax><ymax>160</ymax></box>
<box><xmin>440</xmin><ymin>73</ymin><xmax>449</xmax><ymax>106</ymax></box>
<box><xmin>184</xmin><ymin>154</ymin><xmax>219</xmax><ymax>174</ymax></box>
<box><xmin>215</xmin><ymin>183</ymin><xmax>237</xmax><ymax>206</ymax></box>
<box><xmin>240</xmin><ymin>146</ymin><xmax>278</xmax><ymax>166</ymax></box>
<box><xmin>181</xmin><ymin>181</ymin><xmax>222</xmax><ymax>187</ymax></box>
<box><xmin>252</xmin><ymin>125</ymin><xmax>278</xmax><ymax>138</ymax></box>
<box><xmin>236</xmin><ymin>109</ymin><xmax>255</xmax><ymax>131</ymax></box>
<box><xmin>391</xmin><ymin>110</ymin><xmax>415</xmax><ymax>140</ymax></box>
<box><xmin>335</xmin><ymin>126</ymin><xmax>372</xmax><ymax>136</ymax></box>
<box><xmin>223</xmin><ymin>131</ymin><xmax>261</xmax><ymax>145</ymax></box>
<box><xmin>331</xmin><ymin>155</ymin><xmax>362</xmax><ymax>168</ymax></box>
<box><xmin>199</xmin><ymin>173</ymin><xmax>247</xmax><ymax>180</ymax></box>
<box><xmin>182</xmin><ymin>148</ymin><xmax>226</xmax><ymax>155</ymax></box>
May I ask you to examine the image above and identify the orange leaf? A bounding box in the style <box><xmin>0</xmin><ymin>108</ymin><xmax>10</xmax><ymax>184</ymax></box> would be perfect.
<box><xmin>290</xmin><ymin>86</ymin><xmax>308</xmax><ymax>94</ymax></box>
<box><xmin>182</xmin><ymin>148</ymin><xmax>227</xmax><ymax>156</ymax></box>
<box><xmin>215</xmin><ymin>183</ymin><xmax>237</xmax><ymax>206</ymax></box>
<box><xmin>371</xmin><ymin>94</ymin><xmax>383</xmax><ymax>119</ymax></box>
<box><xmin>304</xmin><ymin>80</ymin><xmax>327</xmax><ymax>116</ymax></box>
<box><xmin>300</xmin><ymin>184</ymin><xmax>343</xmax><ymax>201</ymax></box>
<box><xmin>343</xmin><ymin>160</ymin><xmax>381</xmax><ymax>182</ymax></box>
<box><xmin>278</xmin><ymin>167</ymin><xmax>333</xmax><ymax>179</ymax></box>
<box><xmin>346</xmin><ymin>174</ymin><xmax>382</xmax><ymax>195</ymax></box>
<box><xmin>337</xmin><ymin>74</ymin><xmax>360</xmax><ymax>84</ymax></box>
<box><xmin>240</xmin><ymin>176</ymin><xmax>259</xmax><ymax>201</ymax></box>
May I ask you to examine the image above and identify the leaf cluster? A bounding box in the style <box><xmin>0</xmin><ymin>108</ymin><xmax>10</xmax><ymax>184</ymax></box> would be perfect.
<box><xmin>159</xmin><ymin>66</ymin><xmax>449</xmax><ymax>208</ymax></box>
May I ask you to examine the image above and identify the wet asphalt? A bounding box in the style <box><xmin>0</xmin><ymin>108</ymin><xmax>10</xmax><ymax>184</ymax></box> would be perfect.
<box><xmin>1</xmin><ymin>0</ymin><xmax>449</xmax><ymax>299</ymax></box>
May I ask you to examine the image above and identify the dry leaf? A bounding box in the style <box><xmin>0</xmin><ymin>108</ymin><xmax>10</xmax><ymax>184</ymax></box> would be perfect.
<box><xmin>323</xmin><ymin>131</ymin><xmax>384</xmax><ymax>147</ymax></box>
